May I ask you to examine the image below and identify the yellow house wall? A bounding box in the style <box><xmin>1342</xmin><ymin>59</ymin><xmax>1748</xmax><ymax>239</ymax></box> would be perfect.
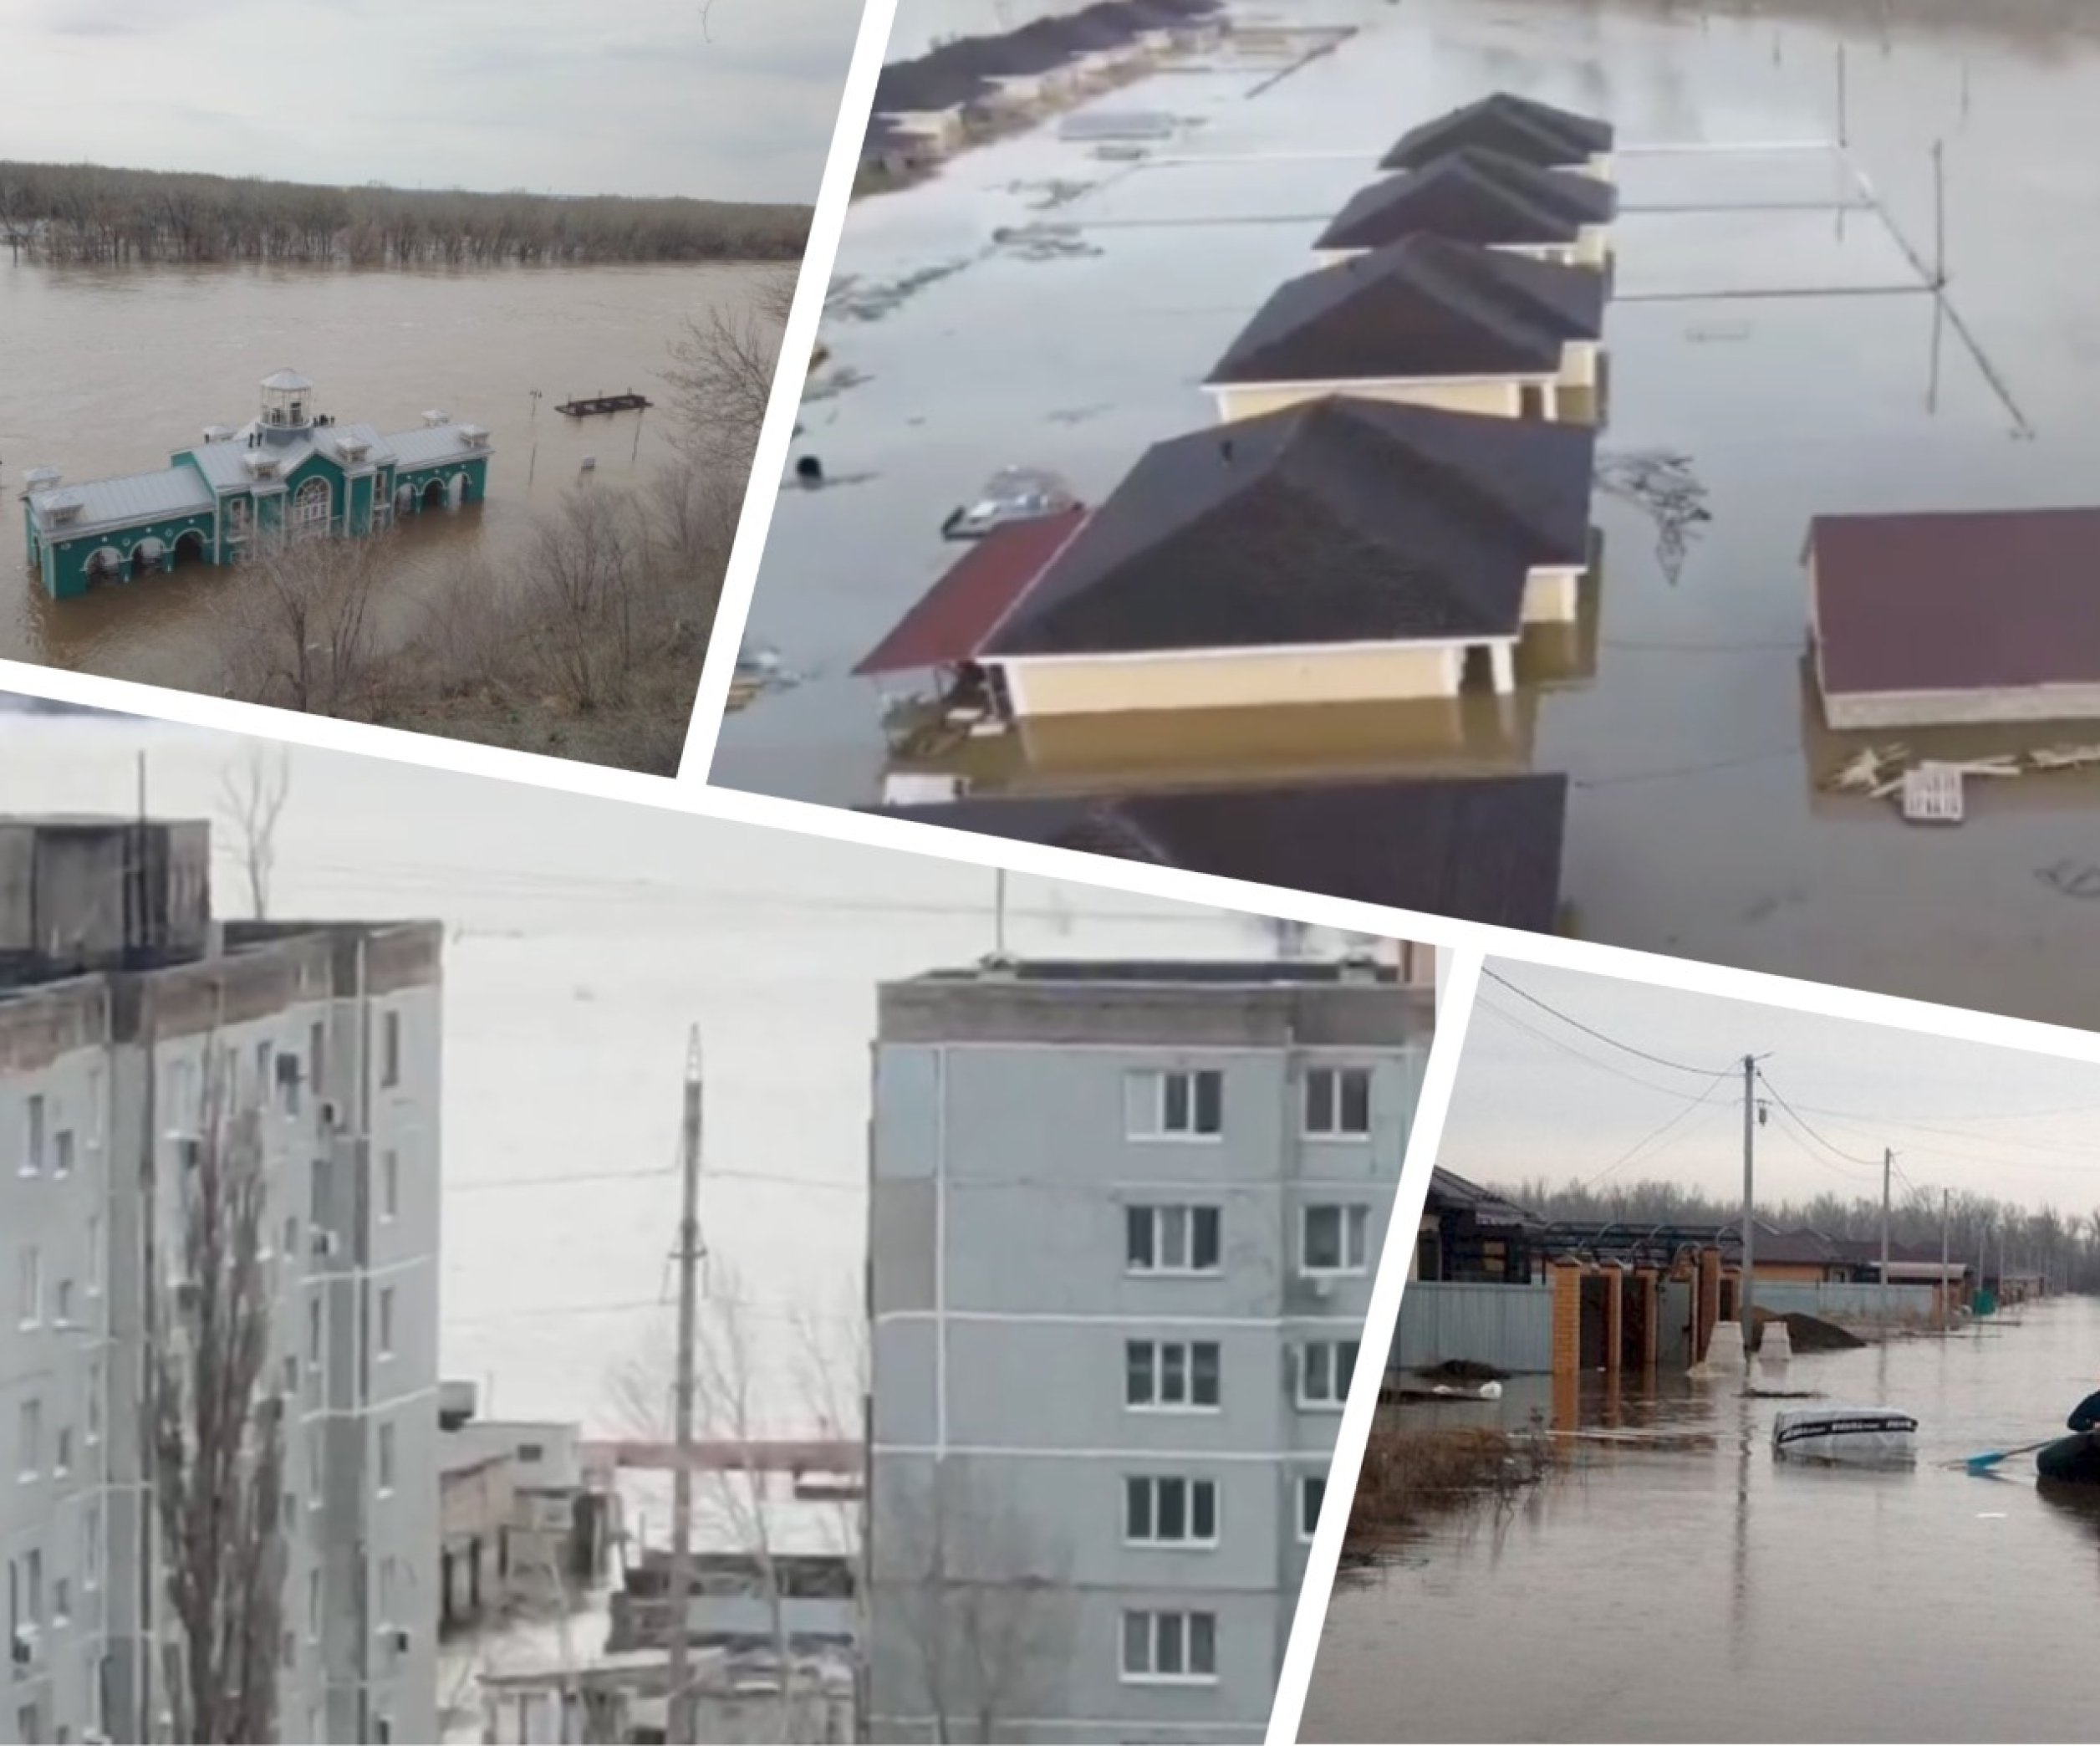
<box><xmin>1005</xmin><ymin>642</ymin><xmax>1464</xmax><ymax>717</ymax></box>
<box><xmin>1522</xmin><ymin>568</ymin><xmax>1583</xmax><ymax>625</ymax></box>
<box><xmin>1213</xmin><ymin>378</ymin><xmax>1521</xmax><ymax>423</ymax></box>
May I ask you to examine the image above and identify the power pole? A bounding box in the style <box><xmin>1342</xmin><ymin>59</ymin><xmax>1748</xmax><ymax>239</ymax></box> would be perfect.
<box><xmin>1739</xmin><ymin>1054</ymin><xmax>1756</xmax><ymax>1362</ymax></box>
<box><xmin>666</xmin><ymin>1029</ymin><xmax>706</xmax><ymax>1746</ymax></box>
<box><xmin>1879</xmin><ymin>1147</ymin><xmax>1894</xmax><ymax>1330</ymax></box>
<box><xmin>1939</xmin><ymin>1187</ymin><xmax>1951</xmax><ymax>1333</ymax></box>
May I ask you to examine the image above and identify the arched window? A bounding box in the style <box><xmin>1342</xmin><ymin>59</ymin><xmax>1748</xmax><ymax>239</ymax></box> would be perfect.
<box><xmin>293</xmin><ymin>477</ymin><xmax>331</xmax><ymax>535</ymax></box>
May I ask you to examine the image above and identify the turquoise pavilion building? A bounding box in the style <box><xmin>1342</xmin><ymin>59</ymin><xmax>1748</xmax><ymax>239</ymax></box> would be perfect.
<box><xmin>21</xmin><ymin>370</ymin><xmax>493</xmax><ymax>600</ymax></box>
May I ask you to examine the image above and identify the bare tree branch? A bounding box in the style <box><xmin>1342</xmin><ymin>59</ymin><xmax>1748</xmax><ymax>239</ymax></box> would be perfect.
<box><xmin>217</xmin><ymin>743</ymin><xmax>293</xmax><ymax>922</ymax></box>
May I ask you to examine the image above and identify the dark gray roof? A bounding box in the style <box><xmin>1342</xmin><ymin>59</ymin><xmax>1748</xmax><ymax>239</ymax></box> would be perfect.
<box><xmin>1317</xmin><ymin>149</ymin><xmax>1618</xmax><ymax>253</ymax></box>
<box><xmin>1381</xmin><ymin>94</ymin><xmax>1614</xmax><ymax>172</ymax></box>
<box><xmin>1207</xmin><ymin>234</ymin><xmax>1603</xmax><ymax>386</ymax></box>
<box><xmin>1427</xmin><ymin>1168</ymin><xmax>1548</xmax><ymax>1228</ymax></box>
<box><xmin>983</xmin><ymin>397</ymin><xmax>1596</xmax><ymax>657</ymax></box>
<box><xmin>866</xmin><ymin>775</ymin><xmax>1570</xmax><ymax>932</ymax></box>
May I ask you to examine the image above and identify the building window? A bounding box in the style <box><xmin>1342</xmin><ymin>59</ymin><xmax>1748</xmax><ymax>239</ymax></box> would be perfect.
<box><xmin>81</xmin><ymin>1504</ymin><xmax>99</xmax><ymax>1590</ymax></box>
<box><xmin>18</xmin><ymin>1248</ymin><xmax>40</xmax><ymax>1328</ymax></box>
<box><xmin>1120</xmin><ymin>1609</ymin><xmax>1217</xmax><ymax>1683</ymax></box>
<box><xmin>1124</xmin><ymin>1476</ymin><xmax>1218</xmax><ymax>1547</ymax></box>
<box><xmin>52</xmin><ymin>1579</ymin><xmax>68</xmax><ymax>1627</ymax></box>
<box><xmin>85</xmin><ymin>1218</ymin><xmax>101</xmax><ymax>1299</ymax></box>
<box><xmin>1304</xmin><ymin>1067</ymin><xmax>1372</xmax><ymax>1136</ymax></box>
<box><xmin>378</xmin><ymin>1287</ymin><xmax>395</xmax><ymax>1359</ymax></box>
<box><xmin>1125</xmin><ymin>1340</ymin><xmax>1221</xmax><ymax>1410</ymax></box>
<box><xmin>1126</xmin><ymin>1069</ymin><xmax>1221</xmax><ymax>1139</ymax></box>
<box><xmin>1300</xmin><ymin>1474</ymin><xmax>1327</xmax><ymax>1541</ymax></box>
<box><xmin>378</xmin><ymin>1423</ymin><xmax>396</xmax><ymax>1493</ymax></box>
<box><xmin>52</xmin><ymin>1131</ymin><xmax>73</xmax><ymax>1180</ymax></box>
<box><xmin>308</xmin><ymin>1296</ymin><xmax>324</xmax><ymax>1364</ymax></box>
<box><xmin>1302</xmin><ymin>1204</ymin><xmax>1371</xmax><ymax>1275</ymax></box>
<box><xmin>381</xmin><ymin>1150</ymin><xmax>400</xmax><ymax>1221</ymax></box>
<box><xmin>84</xmin><ymin>1362</ymin><xmax>99</xmax><ymax>1447</ymax></box>
<box><xmin>292</xmin><ymin>477</ymin><xmax>330</xmax><ymax>534</ymax></box>
<box><xmin>1298</xmin><ymin>1340</ymin><xmax>1359</xmax><ymax>1410</ymax></box>
<box><xmin>53</xmin><ymin>1280</ymin><xmax>72</xmax><ymax>1329</ymax></box>
<box><xmin>227</xmin><ymin>498</ymin><xmax>249</xmax><ymax>536</ymax></box>
<box><xmin>1124</xmin><ymin>1205</ymin><xmax>1221</xmax><ymax>1275</ymax></box>
<box><xmin>18</xmin><ymin>1399</ymin><xmax>41</xmax><ymax>1479</ymax></box>
<box><xmin>382</xmin><ymin>1011</ymin><xmax>401</xmax><ymax>1088</ymax></box>
<box><xmin>23</xmin><ymin>1095</ymin><xmax>45</xmax><ymax>1176</ymax></box>
<box><xmin>307</xmin><ymin>1569</ymin><xmax>322</xmax><ymax>1641</ymax></box>
<box><xmin>309</xmin><ymin>1022</ymin><xmax>326</xmax><ymax>1095</ymax></box>
<box><xmin>54</xmin><ymin>1428</ymin><xmax>69</xmax><ymax>1478</ymax></box>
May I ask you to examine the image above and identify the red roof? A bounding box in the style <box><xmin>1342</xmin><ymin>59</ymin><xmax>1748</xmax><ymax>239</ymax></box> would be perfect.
<box><xmin>854</xmin><ymin>507</ymin><xmax>1088</xmax><ymax>676</ymax></box>
<box><xmin>1811</xmin><ymin>508</ymin><xmax>2100</xmax><ymax>695</ymax></box>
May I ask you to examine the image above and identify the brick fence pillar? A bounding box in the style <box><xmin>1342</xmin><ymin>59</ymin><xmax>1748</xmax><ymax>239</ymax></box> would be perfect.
<box><xmin>1603</xmin><ymin>1267</ymin><xmax>1623</xmax><ymax>1374</ymax></box>
<box><xmin>1551</xmin><ymin>1261</ymin><xmax>1583</xmax><ymax>1377</ymax></box>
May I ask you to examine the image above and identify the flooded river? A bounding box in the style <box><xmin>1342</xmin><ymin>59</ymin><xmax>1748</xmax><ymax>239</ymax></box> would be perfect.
<box><xmin>0</xmin><ymin>259</ymin><xmax>768</xmax><ymax>687</ymax></box>
<box><xmin>721</xmin><ymin>0</ymin><xmax>2100</xmax><ymax>1029</ymax></box>
<box><xmin>2</xmin><ymin>709</ymin><xmax>1279</xmax><ymax>1432</ymax></box>
<box><xmin>1303</xmin><ymin>1295</ymin><xmax>2100</xmax><ymax>1743</ymax></box>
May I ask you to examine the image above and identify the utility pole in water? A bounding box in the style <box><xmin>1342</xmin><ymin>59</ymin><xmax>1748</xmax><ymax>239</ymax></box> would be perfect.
<box><xmin>1739</xmin><ymin>1054</ymin><xmax>1757</xmax><ymax>1364</ymax></box>
<box><xmin>1939</xmin><ymin>1187</ymin><xmax>1952</xmax><ymax>1333</ymax></box>
<box><xmin>1880</xmin><ymin>1147</ymin><xmax>1894</xmax><ymax>1330</ymax></box>
<box><xmin>665</xmin><ymin>1029</ymin><xmax>706</xmax><ymax>1746</ymax></box>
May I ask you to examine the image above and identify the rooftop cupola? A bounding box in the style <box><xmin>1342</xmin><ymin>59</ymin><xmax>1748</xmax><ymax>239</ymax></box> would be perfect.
<box><xmin>257</xmin><ymin>368</ymin><xmax>316</xmax><ymax>444</ymax></box>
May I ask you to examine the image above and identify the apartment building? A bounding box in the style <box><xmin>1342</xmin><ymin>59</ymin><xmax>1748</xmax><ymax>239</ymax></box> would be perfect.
<box><xmin>865</xmin><ymin>951</ymin><xmax>1435</xmax><ymax>1743</ymax></box>
<box><xmin>0</xmin><ymin>817</ymin><xmax>441</xmax><ymax>1745</ymax></box>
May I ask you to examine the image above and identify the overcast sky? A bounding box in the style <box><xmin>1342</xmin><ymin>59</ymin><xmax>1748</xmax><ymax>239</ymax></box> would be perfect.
<box><xmin>1443</xmin><ymin>960</ymin><xmax>2100</xmax><ymax>1219</ymax></box>
<box><xmin>0</xmin><ymin>0</ymin><xmax>859</xmax><ymax>201</ymax></box>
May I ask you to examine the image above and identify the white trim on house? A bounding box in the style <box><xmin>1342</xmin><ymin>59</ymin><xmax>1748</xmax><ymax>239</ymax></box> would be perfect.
<box><xmin>1205</xmin><ymin>369</ymin><xmax>1560</xmax><ymax>396</ymax></box>
<box><xmin>990</xmin><ymin>630</ymin><xmax>1508</xmax><ymax>668</ymax></box>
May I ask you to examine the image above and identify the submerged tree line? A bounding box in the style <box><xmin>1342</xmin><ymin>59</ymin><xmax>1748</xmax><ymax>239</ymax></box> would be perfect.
<box><xmin>1500</xmin><ymin>1175</ymin><xmax>2100</xmax><ymax>1298</ymax></box>
<box><xmin>0</xmin><ymin>161</ymin><xmax>810</xmax><ymax>266</ymax></box>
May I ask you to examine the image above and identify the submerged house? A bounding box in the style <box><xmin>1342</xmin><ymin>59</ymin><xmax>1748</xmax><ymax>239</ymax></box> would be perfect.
<box><xmin>864</xmin><ymin>398</ymin><xmax>1595</xmax><ymax>719</ymax></box>
<box><xmin>868</xmin><ymin>773</ymin><xmax>1571</xmax><ymax>932</ymax></box>
<box><xmin>1379</xmin><ymin>92</ymin><xmax>1615</xmax><ymax>180</ymax></box>
<box><xmin>1203</xmin><ymin>234</ymin><xmax>1608</xmax><ymax>426</ymax></box>
<box><xmin>21</xmin><ymin>370</ymin><xmax>491</xmax><ymax>600</ymax></box>
<box><xmin>1807</xmin><ymin>508</ymin><xmax>2100</xmax><ymax>728</ymax></box>
<box><xmin>1315</xmin><ymin>148</ymin><xmax>1618</xmax><ymax>270</ymax></box>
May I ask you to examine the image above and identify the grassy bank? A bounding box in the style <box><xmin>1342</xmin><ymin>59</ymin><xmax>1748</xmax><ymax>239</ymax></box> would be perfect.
<box><xmin>1344</xmin><ymin>1424</ymin><xmax>1557</xmax><ymax>1554</ymax></box>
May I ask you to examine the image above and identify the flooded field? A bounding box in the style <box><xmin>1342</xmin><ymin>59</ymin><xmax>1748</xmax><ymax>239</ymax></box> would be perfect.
<box><xmin>5</xmin><ymin>711</ymin><xmax>1277</xmax><ymax>1430</ymax></box>
<box><xmin>720</xmin><ymin>0</ymin><xmax>2100</xmax><ymax>1029</ymax></box>
<box><xmin>1303</xmin><ymin>1296</ymin><xmax>2100</xmax><ymax>1743</ymax></box>
<box><xmin>0</xmin><ymin>258</ymin><xmax>767</xmax><ymax>687</ymax></box>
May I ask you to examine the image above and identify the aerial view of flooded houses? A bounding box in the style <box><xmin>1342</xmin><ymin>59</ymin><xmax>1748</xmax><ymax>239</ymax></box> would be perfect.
<box><xmin>720</xmin><ymin>0</ymin><xmax>2100</xmax><ymax>1028</ymax></box>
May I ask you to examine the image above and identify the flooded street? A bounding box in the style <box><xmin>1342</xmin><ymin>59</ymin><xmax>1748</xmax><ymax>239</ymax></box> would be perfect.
<box><xmin>0</xmin><ymin>259</ymin><xmax>767</xmax><ymax>687</ymax></box>
<box><xmin>3</xmin><ymin>712</ymin><xmax>1278</xmax><ymax>1433</ymax></box>
<box><xmin>722</xmin><ymin>0</ymin><xmax>2100</xmax><ymax>1029</ymax></box>
<box><xmin>1304</xmin><ymin>1296</ymin><xmax>2100</xmax><ymax>1743</ymax></box>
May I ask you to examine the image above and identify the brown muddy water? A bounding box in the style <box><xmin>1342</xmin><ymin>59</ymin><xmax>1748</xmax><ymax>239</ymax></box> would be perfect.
<box><xmin>0</xmin><ymin>259</ymin><xmax>767</xmax><ymax>687</ymax></box>
<box><xmin>3</xmin><ymin>711</ymin><xmax>1282</xmax><ymax>1436</ymax></box>
<box><xmin>719</xmin><ymin>0</ymin><xmax>2100</xmax><ymax>1030</ymax></box>
<box><xmin>1302</xmin><ymin>1295</ymin><xmax>2100</xmax><ymax>1743</ymax></box>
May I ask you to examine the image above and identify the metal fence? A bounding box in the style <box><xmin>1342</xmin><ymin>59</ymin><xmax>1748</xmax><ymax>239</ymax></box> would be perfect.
<box><xmin>1751</xmin><ymin>1279</ymin><xmax>1939</xmax><ymax>1322</ymax></box>
<box><xmin>1390</xmin><ymin>1279</ymin><xmax>1555</xmax><ymax>1375</ymax></box>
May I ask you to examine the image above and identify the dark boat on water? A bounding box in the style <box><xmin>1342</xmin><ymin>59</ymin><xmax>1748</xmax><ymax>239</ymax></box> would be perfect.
<box><xmin>557</xmin><ymin>391</ymin><xmax>653</xmax><ymax>417</ymax></box>
<box><xmin>2036</xmin><ymin>1389</ymin><xmax>2100</xmax><ymax>1484</ymax></box>
<box><xmin>2037</xmin><ymin>1431</ymin><xmax>2100</xmax><ymax>1484</ymax></box>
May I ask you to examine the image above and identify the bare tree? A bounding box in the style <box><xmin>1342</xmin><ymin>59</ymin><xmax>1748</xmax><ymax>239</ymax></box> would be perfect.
<box><xmin>879</xmin><ymin>1460</ymin><xmax>1077</xmax><ymax>1743</ymax></box>
<box><xmin>665</xmin><ymin>267</ymin><xmax>798</xmax><ymax>475</ymax></box>
<box><xmin>149</xmin><ymin>1047</ymin><xmax>287</xmax><ymax>1744</ymax></box>
<box><xmin>217</xmin><ymin>743</ymin><xmax>292</xmax><ymax>921</ymax></box>
<box><xmin>219</xmin><ymin>528</ymin><xmax>390</xmax><ymax>716</ymax></box>
<box><xmin>517</xmin><ymin>487</ymin><xmax>652</xmax><ymax>712</ymax></box>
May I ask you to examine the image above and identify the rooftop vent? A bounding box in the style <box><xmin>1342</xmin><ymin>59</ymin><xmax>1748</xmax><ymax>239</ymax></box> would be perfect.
<box><xmin>24</xmin><ymin>467</ymin><xmax>62</xmax><ymax>492</ymax></box>
<box><xmin>43</xmin><ymin>493</ymin><xmax>83</xmax><ymax>525</ymax></box>
<box><xmin>337</xmin><ymin>436</ymin><xmax>370</xmax><ymax>462</ymax></box>
<box><xmin>201</xmin><ymin>425</ymin><xmax>235</xmax><ymax>445</ymax></box>
<box><xmin>242</xmin><ymin>452</ymin><xmax>281</xmax><ymax>479</ymax></box>
<box><xmin>421</xmin><ymin>409</ymin><xmax>450</xmax><ymax>428</ymax></box>
<box><xmin>457</xmin><ymin>423</ymin><xmax>489</xmax><ymax>448</ymax></box>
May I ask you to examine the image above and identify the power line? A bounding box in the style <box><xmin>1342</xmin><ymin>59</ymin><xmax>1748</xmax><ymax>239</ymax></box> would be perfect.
<box><xmin>1473</xmin><ymin>997</ymin><xmax>1731</xmax><ymax>1100</ymax></box>
<box><xmin>1481</xmin><ymin>967</ymin><xmax>1735</xmax><ymax>1076</ymax></box>
<box><xmin>1573</xmin><ymin>1067</ymin><xmax>1738</xmax><ymax>1190</ymax></box>
<box><xmin>1754</xmin><ymin>1069</ymin><xmax>1882</xmax><ymax>1170</ymax></box>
